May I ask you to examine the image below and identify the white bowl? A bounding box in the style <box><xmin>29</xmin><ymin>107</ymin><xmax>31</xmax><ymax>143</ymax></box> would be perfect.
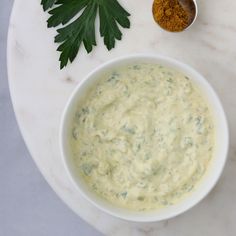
<box><xmin>60</xmin><ymin>54</ymin><xmax>229</xmax><ymax>222</ymax></box>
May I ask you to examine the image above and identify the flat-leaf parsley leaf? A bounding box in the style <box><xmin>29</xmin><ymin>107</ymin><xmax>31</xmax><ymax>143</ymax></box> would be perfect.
<box><xmin>41</xmin><ymin>0</ymin><xmax>131</xmax><ymax>69</ymax></box>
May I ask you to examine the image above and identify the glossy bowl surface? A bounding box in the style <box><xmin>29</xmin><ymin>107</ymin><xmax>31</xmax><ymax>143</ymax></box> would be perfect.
<box><xmin>60</xmin><ymin>54</ymin><xmax>229</xmax><ymax>222</ymax></box>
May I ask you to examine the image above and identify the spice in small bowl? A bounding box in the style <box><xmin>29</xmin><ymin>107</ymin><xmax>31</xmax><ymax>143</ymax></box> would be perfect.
<box><xmin>152</xmin><ymin>0</ymin><xmax>197</xmax><ymax>32</ymax></box>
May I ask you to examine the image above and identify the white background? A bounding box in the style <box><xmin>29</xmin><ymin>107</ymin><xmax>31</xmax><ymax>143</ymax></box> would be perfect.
<box><xmin>0</xmin><ymin>1</ymin><xmax>102</xmax><ymax>235</ymax></box>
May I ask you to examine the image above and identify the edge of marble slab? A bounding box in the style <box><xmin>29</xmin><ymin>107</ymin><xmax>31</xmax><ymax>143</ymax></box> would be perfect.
<box><xmin>6</xmin><ymin>0</ymin><xmax>95</xmax><ymax>227</ymax></box>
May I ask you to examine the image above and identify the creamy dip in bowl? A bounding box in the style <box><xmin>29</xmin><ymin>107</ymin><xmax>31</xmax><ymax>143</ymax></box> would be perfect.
<box><xmin>60</xmin><ymin>55</ymin><xmax>228</xmax><ymax>222</ymax></box>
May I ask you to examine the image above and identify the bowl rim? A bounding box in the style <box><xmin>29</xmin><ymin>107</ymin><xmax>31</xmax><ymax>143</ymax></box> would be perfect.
<box><xmin>60</xmin><ymin>54</ymin><xmax>229</xmax><ymax>222</ymax></box>
<box><xmin>153</xmin><ymin>0</ymin><xmax>198</xmax><ymax>32</ymax></box>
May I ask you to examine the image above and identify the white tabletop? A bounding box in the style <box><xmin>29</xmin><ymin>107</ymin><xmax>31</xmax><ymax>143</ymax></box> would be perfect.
<box><xmin>8</xmin><ymin>0</ymin><xmax>236</xmax><ymax>235</ymax></box>
<box><xmin>1</xmin><ymin>1</ymin><xmax>102</xmax><ymax>235</ymax></box>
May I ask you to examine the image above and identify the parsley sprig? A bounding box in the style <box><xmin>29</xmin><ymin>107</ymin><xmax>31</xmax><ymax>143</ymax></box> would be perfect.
<box><xmin>41</xmin><ymin>0</ymin><xmax>130</xmax><ymax>69</ymax></box>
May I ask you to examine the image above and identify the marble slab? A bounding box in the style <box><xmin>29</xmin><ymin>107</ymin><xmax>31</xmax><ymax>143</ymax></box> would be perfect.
<box><xmin>7</xmin><ymin>0</ymin><xmax>236</xmax><ymax>235</ymax></box>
